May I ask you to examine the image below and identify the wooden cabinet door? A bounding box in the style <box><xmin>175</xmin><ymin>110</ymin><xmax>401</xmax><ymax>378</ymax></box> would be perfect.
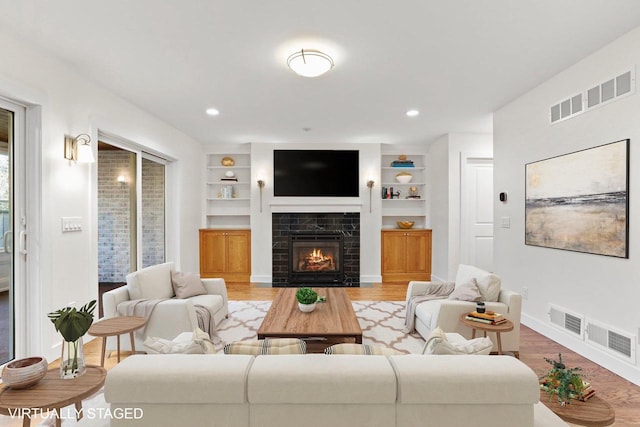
<box><xmin>405</xmin><ymin>231</ymin><xmax>428</xmax><ymax>273</ymax></box>
<box><xmin>199</xmin><ymin>230</ymin><xmax>227</xmax><ymax>275</ymax></box>
<box><xmin>382</xmin><ymin>231</ymin><xmax>406</xmax><ymax>274</ymax></box>
<box><xmin>227</xmin><ymin>230</ymin><xmax>251</xmax><ymax>275</ymax></box>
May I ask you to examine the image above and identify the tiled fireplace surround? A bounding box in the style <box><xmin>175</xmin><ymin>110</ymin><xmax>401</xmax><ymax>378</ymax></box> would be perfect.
<box><xmin>272</xmin><ymin>213</ymin><xmax>360</xmax><ymax>287</ymax></box>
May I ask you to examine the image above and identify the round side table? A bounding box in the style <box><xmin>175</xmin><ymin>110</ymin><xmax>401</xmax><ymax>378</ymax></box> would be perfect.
<box><xmin>540</xmin><ymin>390</ymin><xmax>615</xmax><ymax>426</ymax></box>
<box><xmin>0</xmin><ymin>365</ymin><xmax>106</xmax><ymax>427</ymax></box>
<box><xmin>459</xmin><ymin>313</ymin><xmax>514</xmax><ymax>355</ymax></box>
<box><xmin>88</xmin><ymin>316</ymin><xmax>147</xmax><ymax>366</ymax></box>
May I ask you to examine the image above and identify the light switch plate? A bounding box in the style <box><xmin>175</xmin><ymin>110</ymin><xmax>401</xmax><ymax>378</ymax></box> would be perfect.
<box><xmin>500</xmin><ymin>216</ymin><xmax>511</xmax><ymax>228</ymax></box>
<box><xmin>62</xmin><ymin>217</ymin><xmax>83</xmax><ymax>233</ymax></box>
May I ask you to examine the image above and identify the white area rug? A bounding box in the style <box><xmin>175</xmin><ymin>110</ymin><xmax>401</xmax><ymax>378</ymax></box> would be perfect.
<box><xmin>29</xmin><ymin>300</ymin><xmax>423</xmax><ymax>426</ymax></box>
<box><xmin>217</xmin><ymin>300</ymin><xmax>425</xmax><ymax>354</ymax></box>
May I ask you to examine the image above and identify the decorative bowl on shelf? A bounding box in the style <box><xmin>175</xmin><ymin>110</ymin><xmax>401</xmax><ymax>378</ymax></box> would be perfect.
<box><xmin>395</xmin><ymin>172</ymin><xmax>413</xmax><ymax>184</ymax></box>
<box><xmin>1</xmin><ymin>356</ymin><xmax>48</xmax><ymax>389</ymax></box>
<box><xmin>396</xmin><ymin>221</ymin><xmax>415</xmax><ymax>229</ymax></box>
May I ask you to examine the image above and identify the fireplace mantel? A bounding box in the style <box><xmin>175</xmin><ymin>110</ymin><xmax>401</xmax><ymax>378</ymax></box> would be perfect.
<box><xmin>269</xmin><ymin>198</ymin><xmax>362</xmax><ymax>213</ymax></box>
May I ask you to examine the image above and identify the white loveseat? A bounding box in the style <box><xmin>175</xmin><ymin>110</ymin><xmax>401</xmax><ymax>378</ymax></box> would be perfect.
<box><xmin>102</xmin><ymin>353</ymin><xmax>568</xmax><ymax>427</ymax></box>
<box><xmin>406</xmin><ymin>264</ymin><xmax>522</xmax><ymax>356</ymax></box>
<box><xmin>101</xmin><ymin>262</ymin><xmax>228</xmax><ymax>351</ymax></box>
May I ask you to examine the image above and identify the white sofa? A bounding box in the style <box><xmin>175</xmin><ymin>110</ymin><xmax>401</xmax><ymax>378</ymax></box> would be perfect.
<box><xmin>102</xmin><ymin>354</ymin><xmax>568</xmax><ymax>427</ymax></box>
<box><xmin>406</xmin><ymin>264</ymin><xmax>522</xmax><ymax>357</ymax></box>
<box><xmin>101</xmin><ymin>262</ymin><xmax>228</xmax><ymax>351</ymax></box>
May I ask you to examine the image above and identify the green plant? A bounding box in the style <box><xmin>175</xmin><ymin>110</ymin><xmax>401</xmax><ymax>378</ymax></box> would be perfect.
<box><xmin>48</xmin><ymin>300</ymin><xmax>97</xmax><ymax>342</ymax></box>
<box><xmin>295</xmin><ymin>287</ymin><xmax>318</xmax><ymax>305</ymax></box>
<box><xmin>540</xmin><ymin>353</ymin><xmax>584</xmax><ymax>404</ymax></box>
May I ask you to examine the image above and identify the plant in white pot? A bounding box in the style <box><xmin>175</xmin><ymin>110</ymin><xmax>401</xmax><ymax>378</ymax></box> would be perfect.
<box><xmin>48</xmin><ymin>300</ymin><xmax>96</xmax><ymax>379</ymax></box>
<box><xmin>296</xmin><ymin>287</ymin><xmax>318</xmax><ymax>312</ymax></box>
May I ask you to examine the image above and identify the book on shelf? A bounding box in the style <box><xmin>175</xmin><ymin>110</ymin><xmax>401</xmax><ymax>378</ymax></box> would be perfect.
<box><xmin>391</xmin><ymin>162</ymin><xmax>415</xmax><ymax>167</ymax></box>
<box><xmin>220</xmin><ymin>178</ymin><xmax>238</xmax><ymax>182</ymax></box>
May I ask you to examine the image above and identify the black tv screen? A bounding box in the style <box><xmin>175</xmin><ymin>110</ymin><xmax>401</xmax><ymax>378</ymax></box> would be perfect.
<box><xmin>274</xmin><ymin>150</ymin><xmax>359</xmax><ymax>197</ymax></box>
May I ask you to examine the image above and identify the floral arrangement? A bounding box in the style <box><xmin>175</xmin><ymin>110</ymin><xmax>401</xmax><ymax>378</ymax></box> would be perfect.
<box><xmin>540</xmin><ymin>353</ymin><xmax>585</xmax><ymax>405</ymax></box>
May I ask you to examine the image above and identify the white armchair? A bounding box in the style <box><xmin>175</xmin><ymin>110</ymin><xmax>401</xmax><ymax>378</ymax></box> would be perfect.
<box><xmin>102</xmin><ymin>262</ymin><xmax>228</xmax><ymax>352</ymax></box>
<box><xmin>406</xmin><ymin>264</ymin><xmax>521</xmax><ymax>357</ymax></box>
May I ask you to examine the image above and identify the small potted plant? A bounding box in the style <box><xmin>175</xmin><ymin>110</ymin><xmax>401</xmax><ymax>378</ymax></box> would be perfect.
<box><xmin>296</xmin><ymin>287</ymin><xmax>318</xmax><ymax>313</ymax></box>
<box><xmin>48</xmin><ymin>300</ymin><xmax>96</xmax><ymax>379</ymax></box>
<box><xmin>540</xmin><ymin>353</ymin><xmax>585</xmax><ymax>405</ymax></box>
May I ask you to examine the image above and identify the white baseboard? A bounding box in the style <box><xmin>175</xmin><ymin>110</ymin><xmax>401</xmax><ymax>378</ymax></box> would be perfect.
<box><xmin>522</xmin><ymin>312</ymin><xmax>640</xmax><ymax>387</ymax></box>
<box><xmin>430</xmin><ymin>274</ymin><xmax>446</xmax><ymax>282</ymax></box>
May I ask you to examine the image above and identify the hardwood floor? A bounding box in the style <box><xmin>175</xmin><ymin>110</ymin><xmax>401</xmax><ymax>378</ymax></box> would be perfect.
<box><xmin>79</xmin><ymin>282</ymin><xmax>640</xmax><ymax>426</ymax></box>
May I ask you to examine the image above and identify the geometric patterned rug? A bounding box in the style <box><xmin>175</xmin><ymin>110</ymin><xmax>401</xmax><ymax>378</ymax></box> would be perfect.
<box><xmin>217</xmin><ymin>300</ymin><xmax>426</xmax><ymax>354</ymax></box>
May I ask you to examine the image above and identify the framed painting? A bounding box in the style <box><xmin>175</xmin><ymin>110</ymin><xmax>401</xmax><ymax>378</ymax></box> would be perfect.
<box><xmin>525</xmin><ymin>139</ymin><xmax>629</xmax><ymax>258</ymax></box>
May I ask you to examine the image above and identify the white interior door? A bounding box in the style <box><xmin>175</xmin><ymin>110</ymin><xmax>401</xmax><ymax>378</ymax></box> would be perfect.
<box><xmin>461</xmin><ymin>156</ymin><xmax>494</xmax><ymax>271</ymax></box>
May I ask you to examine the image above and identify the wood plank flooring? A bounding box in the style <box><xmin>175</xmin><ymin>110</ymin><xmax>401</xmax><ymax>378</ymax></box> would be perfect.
<box><xmin>79</xmin><ymin>282</ymin><xmax>640</xmax><ymax>426</ymax></box>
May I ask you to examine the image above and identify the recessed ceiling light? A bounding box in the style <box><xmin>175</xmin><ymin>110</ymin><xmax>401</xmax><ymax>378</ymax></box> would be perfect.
<box><xmin>406</xmin><ymin>109</ymin><xmax>420</xmax><ymax>117</ymax></box>
<box><xmin>287</xmin><ymin>49</ymin><xmax>334</xmax><ymax>78</ymax></box>
<box><xmin>206</xmin><ymin>108</ymin><xmax>220</xmax><ymax>116</ymax></box>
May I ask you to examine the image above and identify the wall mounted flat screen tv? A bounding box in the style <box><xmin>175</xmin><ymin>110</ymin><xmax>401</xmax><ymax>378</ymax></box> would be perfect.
<box><xmin>273</xmin><ymin>150</ymin><xmax>359</xmax><ymax>197</ymax></box>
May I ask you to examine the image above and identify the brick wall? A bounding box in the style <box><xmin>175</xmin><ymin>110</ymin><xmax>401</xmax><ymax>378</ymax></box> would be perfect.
<box><xmin>141</xmin><ymin>158</ymin><xmax>165</xmax><ymax>268</ymax></box>
<box><xmin>98</xmin><ymin>150</ymin><xmax>133</xmax><ymax>283</ymax></box>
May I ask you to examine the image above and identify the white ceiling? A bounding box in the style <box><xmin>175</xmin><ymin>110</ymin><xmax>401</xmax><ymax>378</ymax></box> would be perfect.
<box><xmin>2</xmin><ymin>1</ymin><xmax>640</xmax><ymax>146</ymax></box>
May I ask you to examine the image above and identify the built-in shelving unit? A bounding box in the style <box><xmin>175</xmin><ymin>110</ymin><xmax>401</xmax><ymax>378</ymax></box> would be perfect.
<box><xmin>380</xmin><ymin>146</ymin><xmax>428</xmax><ymax>229</ymax></box>
<box><xmin>205</xmin><ymin>145</ymin><xmax>251</xmax><ymax>229</ymax></box>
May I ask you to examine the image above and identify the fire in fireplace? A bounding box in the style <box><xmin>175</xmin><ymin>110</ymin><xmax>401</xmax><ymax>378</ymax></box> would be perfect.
<box><xmin>289</xmin><ymin>233</ymin><xmax>343</xmax><ymax>284</ymax></box>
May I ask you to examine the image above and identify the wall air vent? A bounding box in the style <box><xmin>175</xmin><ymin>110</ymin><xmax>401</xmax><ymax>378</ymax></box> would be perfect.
<box><xmin>550</xmin><ymin>68</ymin><xmax>635</xmax><ymax>124</ymax></box>
<box><xmin>548</xmin><ymin>304</ymin><xmax>584</xmax><ymax>338</ymax></box>
<box><xmin>586</xmin><ymin>318</ymin><xmax>636</xmax><ymax>364</ymax></box>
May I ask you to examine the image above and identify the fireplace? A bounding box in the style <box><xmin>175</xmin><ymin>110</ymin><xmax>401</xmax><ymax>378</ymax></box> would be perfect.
<box><xmin>289</xmin><ymin>233</ymin><xmax>343</xmax><ymax>285</ymax></box>
<box><xmin>272</xmin><ymin>212</ymin><xmax>360</xmax><ymax>287</ymax></box>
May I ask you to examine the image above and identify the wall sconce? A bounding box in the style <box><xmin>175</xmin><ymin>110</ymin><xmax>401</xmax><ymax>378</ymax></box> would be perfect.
<box><xmin>257</xmin><ymin>179</ymin><xmax>265</xmax><ymax>213</ymax></box>
<box><xmin>64</xmin><ymin>133</ymin><xmax>95</xmax><ymax>163</ymax></box>
<box><xmin>117</xmin><ymin>175</ymin><xmax>128</xmax><ymax>187</ymax></box>
<box><xmin>367</xmin><ymin>180</ymin><xmax>375</xmax><ymax>213</ymax></box>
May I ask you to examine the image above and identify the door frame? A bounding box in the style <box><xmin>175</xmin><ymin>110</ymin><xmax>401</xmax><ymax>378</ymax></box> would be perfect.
<box><xmin>0</xmin><ymin>96</ymin><xmax>42</xmax><ymax>361</ymax></box>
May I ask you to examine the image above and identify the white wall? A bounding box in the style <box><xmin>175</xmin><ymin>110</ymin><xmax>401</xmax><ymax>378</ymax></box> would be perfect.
<box><xmin>0</xmin><ymin>30</ymin><xmax>203</xmax><ymax>362</ymax></box>
<box><xmin>428</xmin><ymin>133</ymin><xmax>493</xmax><ymax>281</ymax></box>
<box><xmin>249</xmin><ymin>143</ymin><xmax>382</xmax><ymax>284</ymax></box>
<box><xmin>494</xmin><ymin>26</ymin><xmax>640</xmax><ymax>385</ymax></box>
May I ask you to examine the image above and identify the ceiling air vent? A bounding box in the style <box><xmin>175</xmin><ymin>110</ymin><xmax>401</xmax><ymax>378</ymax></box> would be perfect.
<box><xmin>548</xmin><ymin>304</ymin><xmax>584</xmax><ymax>338</ymax></box>
<box><xmin>585</xmin><ymin>318</ymin><xmax>636</xmax><ymax>364</ymax></box>
<box><xmin>551</xmin><ymin>68</ymin><xmax>635</xmax><ymax>124</ymax></box>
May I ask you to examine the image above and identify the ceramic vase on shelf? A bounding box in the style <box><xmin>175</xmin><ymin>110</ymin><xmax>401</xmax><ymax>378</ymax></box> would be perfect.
<box><xmin>60</xmin><ymin>337</ymin><xmax>86</xmax><ymax>379</ymax></box>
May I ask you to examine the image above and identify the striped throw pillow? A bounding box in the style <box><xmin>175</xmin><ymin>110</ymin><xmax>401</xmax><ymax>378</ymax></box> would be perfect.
<box><xmin>324</xmin><ymin>343</ymin><xmax>403</xmax><ymax>355</ymax></box>
<box><xmin>223</xmin><ymin>338</ymin><xmax>306</xmax><ymax>355</ymax></box>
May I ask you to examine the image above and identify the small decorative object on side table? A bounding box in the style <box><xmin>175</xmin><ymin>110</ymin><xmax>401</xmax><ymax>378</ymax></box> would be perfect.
<box><xmin>47</xmin><ymin>300</ymin><xmax>96</xmax><ymax>379</ymax></box>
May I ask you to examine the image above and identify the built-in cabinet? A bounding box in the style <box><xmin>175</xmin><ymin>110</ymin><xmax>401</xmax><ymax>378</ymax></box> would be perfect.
<box><xmin>205</xmin><ymin>145</ymin><xmax>251</xmax><ymax>229</ymax></box>
<box><xmin>381</xmin><ymin>229</ymin><xmax>432</xmax><ymax>282</ymax></box>
<box><xmin>199</xmin><ymin>229</ymin><xmax>251</xmax><ymax>282</ymax></box>
<box><xmin>380</xmin><ymin>145</ymin><xmax>428</xmax><ymax>230</ymax></box>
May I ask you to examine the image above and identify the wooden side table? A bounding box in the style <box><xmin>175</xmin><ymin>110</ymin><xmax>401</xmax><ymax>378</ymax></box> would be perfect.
<box><xmin>0</xmin><ymin>365</ymin><xmax>106</xmax><ymax>427</ymax></box>
<box><xmin>88</xmin><ymin>316</ymin><xmax>147</xmax><ymax>366</ymax></box>
<box><xmin>459</xmin><ymin>313</ymin><xmax>515</xmax><ymax>356</ymax></box>
<box><xmin>539</xmin><ymin>390</ymin><xmax>615</xmax><ymax>426</ymax></box>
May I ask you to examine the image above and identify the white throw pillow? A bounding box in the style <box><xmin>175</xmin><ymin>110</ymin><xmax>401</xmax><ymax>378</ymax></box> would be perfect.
<box><xmin>127</xmin><ymin>262</ymin><xmax>175</xmax><ymax>300</ymax></box>
<box><xmin>448</xmin><ymin>278</ymin><xmax>482</xmax><ymax>302</ymax></box>
<box><xmin>422</xmin><ymin>327</ymin><xmax>493</xmax><ymax>355</ymax></box>
<box><xmin>455</xmin><ymin>264</ymin><xmax>501</xmax><ymax>302</ymax></box>
<box><xmin>143</xmin><ymin>336</ymin><xmax>204</xmax><ymax>354</ymax></box>
<box><xmin>171</xmin><ymin>271</ymin><xmax>207</xmax><ymax>299</ymax></box>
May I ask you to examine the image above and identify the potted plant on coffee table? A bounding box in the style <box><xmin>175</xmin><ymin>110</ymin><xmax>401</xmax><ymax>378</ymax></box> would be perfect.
<box><xmin>540</xmin><ymin>353</ymin><xmax>585</xmax><ymax>406</ymax></box>
<box><xmin>296</xmin><ymin>287</ymin><xmax>318</xmax><ymax>312</ymax></box>
<box><xmin>48</xmin><ymin>300</ymin><xmax>96</xmax><ymax>379</ymax></box>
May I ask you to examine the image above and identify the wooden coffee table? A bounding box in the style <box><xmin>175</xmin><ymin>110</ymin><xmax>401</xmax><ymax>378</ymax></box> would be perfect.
<box><xmin>258</xmin><ymin>288</ymin><xmax>362</xmax><ymax>353</ymax></box>
<box><xmin>459</xmin><ymin>313</ymin><xmax>515</xmax><ymax>356</ymax></box>
<box><xmin>88</xmin><ymin>316</ymin><xmax>147</xmax><ymax>366</ymax></box>
<box><xmin>0</xmin><ymin>365</ymin><xmax>106</xmax><ymax>427</ymax></box>
<box><xmin>540</xmin><ymin>390</ymin><xmax>615</xmax><ymax>426</ymax></box>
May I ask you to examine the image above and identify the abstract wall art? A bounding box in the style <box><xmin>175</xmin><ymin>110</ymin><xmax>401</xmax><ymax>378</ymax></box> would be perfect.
<box><xmin>525</xmin><ymin>139</ymin><xmax>629</xmax><ymax>258</ymax></box>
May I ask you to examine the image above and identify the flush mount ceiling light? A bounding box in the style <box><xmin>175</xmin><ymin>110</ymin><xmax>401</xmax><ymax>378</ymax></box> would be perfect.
<box><xmin>406</xmin><ymin>109</ymin><xmax>420</xmax><ymax>117</ymax></box>
<box><xmin>287</xmin><ymin>49</ymin><xmax>334</xmax><ymax>78</ymax></box>
<box><xmin>206</xmin><ymin>108</ymin><xmax>220</xmax><ymax>116</ymax></box>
